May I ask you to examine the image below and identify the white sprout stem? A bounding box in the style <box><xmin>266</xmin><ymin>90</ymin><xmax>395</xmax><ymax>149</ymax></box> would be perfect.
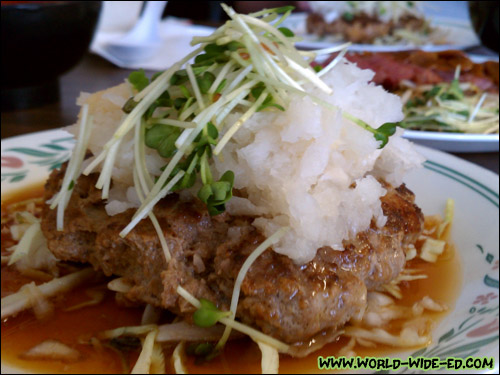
<box><xmin>215</xmin><ymin>35</ymin><xmax>233</xmax><ymax>45</ymax></box>
<box><xmin>95</xmin><ymin>137</ymin><xmax>123</xmax><ymax>199</ymax></box>
<box><xmin>134</xmin><ymin>119</ymin><xmax>154</xmax><ymax>195</ymax></box>
<box><xmin>468</xmin><ymin>93</ymin><xmax>487</xmax><ymax>124</ymax></box>
<box><xmin>214</xmin><ymin>89</ymin><xmax>251</xmax><ymax>128</ymax></box>
<box><xmin>82</xmin><ymin>145</ymin><xmax>106</xmax><ymax>176</ymax></box>
<box><xmin>133</xmin><ymin>148</ymin><xmax>186</xmax><ymax>222</ymax></box>
<box><xmin>176</xmin><ymin>286</ymin><xmax>289</xmax><ymax>353</ymax></box>
<box><xmin>248</xmin><ymin>6</ymin><xmax>287</xmax><ymax>18</ymax></box>
<box><xmin>174</xmin><ymin>82</ymin><xmax>253</xmax><ymax>151</ymax></box>
<box><xmin>263</xmin><ymin>55</ymin><xmax>303</xmax><ymax>92</ymax></box>
<box><xmin>176</xmin><ymin>286</ymin><xmax>201</xmax><ymax>308</ymax></box>
<box><xmin>272</xmin><ymin>8</ymin><xmax>291</xmax><ymax>28</ymax></box>
<box><xmin>133</xmin><ymin>166</ymin><xmax>171</xmax><ymax>262</ymax></box>
<box><xmin>247</xmin><ymin>71</ymin><xmax>338</xmax><ymax>112</ymax></box>
<box><xmin>216</xmin><ymin>227</ymin><xmax>289</xmax><ymax>351</ymax></box>
<box><xmin>175</xmin><ymin>100</ymin><xmax>226</xmax><ymax>152</ymax></box>
<box><xmin>51</xmin><ymin>105</ymin><xmax>93</xmax><ymax>230</ymax></box>
<box><xmin>284</xmin><ymin>56</ymin><xmax>333</xmax><ymax>94</ymax></box>
<box><xmin>237</xmin><ymin>11</ymin><xmax>306</xmax><ymax>67</ymax></box>
<box><xmin>186</xmin><ymin>63</ymin><xmax>206</xmax><ymax>110</ymax></box>
<box><xmin>255</xmin><ymin>35</ymin><xmax>287</xmax><ymax>66</ymax></box>
<box><xmin>223</xmin><ymin>65</ymin><xmax>254</xmax><ymax>94</ymax></box>
<box><xmin>214</xmin><ymin>91</ymin><xmax>269</xmax><ymax>155</ymax></box>
<box><xmin>454</xmin><ymin>65</ymin><xmax>461</xmax><ymax>80</ymax></box>
<box><xmin>174</xmin><ymin>129</ymin><xmax>194</xmax><ymax>151</ymax></box>
<box><xmin>310</xmin><ymin>42</ymin><xmax>352</xmax><ymax>57</ymax></box>
<box><xmin>134</xmin><ymin>45</ymin><xmax>205</xmax><ymax>102</ymax></box>
<box><xmin>317</xmin><ymin>47</ymin><xmax>349</xmax><ymax>78</ymax></box>
<box><xmin>178</xmin><ymin>102</ymin><xmax>200</xmax><ymax>122</ymax></box>
<box><xmin>190</xmin><ymin>25</ymin><xmax>228</xmax><ymax>46</ymax></box>
<box><xmin>242</xmin><ymin>35</ymin><xmax>271</xmax><ymax>79</ymax></box>
<box><xmin>226</xmin><ymin>9</ymin><xmax>292</xmax><ymax>86</ymax></box>
<box><xmin>120</xmin><ymin>169</ymin><xmax>185</xmax><ymax>238</ymax></box>
<box><xmin>50</xmin><ymin>105</ymin><xmax>90</xmax><ymax>209</ymax></box>
<box><xmin>149</xmin><ymin>213</ymin><xmax>172</xmax><ymax>262</ymax></box>
<box><xmin>208</xmin><ymin>60</ymin><xmax>235</xmax><ymax>94</ymax></box>
<box><xmin>154</xmin><ymin>119</ymin><xmax>197</xmax><ymax>128</ymax></box>
<box><xmin>230</xmin><ymin>51</ymin><xmax>251</xmax><ymax>67</ymax></box>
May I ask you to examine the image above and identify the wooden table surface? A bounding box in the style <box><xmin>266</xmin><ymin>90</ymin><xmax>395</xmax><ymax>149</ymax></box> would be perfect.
<box><xmin>1</xmin><ymin>53</ymin><xmax>499</xmax><ymax>175</ymax></box>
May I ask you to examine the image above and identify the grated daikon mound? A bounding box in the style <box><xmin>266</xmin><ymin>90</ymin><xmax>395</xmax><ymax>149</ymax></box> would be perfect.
<box><xmin>69</xmin><ymin>60</ymin><xmax>424</xmax><ymax>264</ymax></box>
<box><xmin>212</xmin><ymin>61</ymin><xmax>424</xmax><ymax>263</ymax></box>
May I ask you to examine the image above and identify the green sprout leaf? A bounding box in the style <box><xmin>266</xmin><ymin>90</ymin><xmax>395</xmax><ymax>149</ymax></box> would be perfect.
<box><xmin>187</xmin><ymin>342</ymin><xmax>214</xmax><ymax>357</ymax></box>
<box><xmin>444</xmin><ymin>78</ymin><xmax>464</xmax><ymax>100</ymax></box>
<box><xmin>122</xmin><ymin>97</ymin><xmax>139</xmax><ymax>114</ymax></box>
<box><xmin>198</xmin><ymin>72</ymin><xmax>216</xmax><ymax>94</ymax></box>
<box><xmin>313</xmin><ymin>65</ymin><xmax>323</xmax><ymax>73</ymax></box>
<box><xmin>197</xmin><ymin>170</ymin><xmax>234</xmax><ymax>216</ymax></box>
<box><xmin>343</xmin><ymin>112</ymin><xmax>398</xmax><ymax>148</ymax></box>
<box><xmin>128</xmin><ymin>69</ymin><xmax>149</xmax><ymax>91</ymax></box>
<box><xmin>269</xmin><ymin>5</ymin><xmax>295</xmax><ymax>14</ymax></box>
<box><xmin>145</xmin><ymin>124</ymin><xmax>181</xmax><ymax>158</ymax></box>
<box><xmin>424</xmin><ymin>85</ymin><xmax>441</xmax><ymax>100</ymax></box>
<box><xmin>374</xmin><ymin>122</ymin><xmax>398</xmax><ymax>148</ymax></box>
<box><xmin>251</xmin><ymin>82</ymin><xmax>266</xmax><ymax>99</ymax></box>
<box><xmin>278</xmin><ymin>27</ymin><xmax>294</xmax><ymax>37</ymax></box>
<box><xmin>193</xmin><ymin>298</ymin><xmax>230</xmax><ymax>328</ymax></box>
<box><xmin>257</xmin><ymin>102</ymin><xmax>285</xmax><ymax>112</ymax></box>
<box><xmin>404</xmin><ymin>97</ymin><xmax>424</xmax><ymax>109</ymax></box>
<box><xmin>179</xmin><ymin>84</ymin><xmax>192</xmax><ymax>99</ymax></box>
<box><xmin>214</xmin><ymin>79</ymin><xmax>227</xmax><ymax>94</ymax></box>
<box><xmin>170</xmin><ymin>69</ymin><xmax>189</xmax><ymax>86</ymax></box>
<box><xmin>173</xmin><ymin>97</ymin><xmax>187</xmax><ymax>110</ymax></box>
<box><xmin>226</xmin><ymin>41</ymin><xmax>244</xmax><ymax>51</ymax></box>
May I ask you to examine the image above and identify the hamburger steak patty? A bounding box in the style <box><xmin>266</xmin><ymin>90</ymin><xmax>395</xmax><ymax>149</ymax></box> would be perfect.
<box><xmin>41</xmin><ymin>166</ymin><xmax>423</xmax><ymax>348</ymax></box>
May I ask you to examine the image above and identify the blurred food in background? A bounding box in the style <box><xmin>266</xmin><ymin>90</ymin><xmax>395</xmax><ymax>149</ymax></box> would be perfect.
<box><xmin>320</xmin><ymin>50</ymin><xmax>499</xmax><ymax>134</ymax></box>
<box><xmin>306</xmin><ymin>1</ymin><xmax>447</xmax><ymax>45</ymax></box>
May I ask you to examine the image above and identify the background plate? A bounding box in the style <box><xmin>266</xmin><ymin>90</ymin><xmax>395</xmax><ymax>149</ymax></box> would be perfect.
<box><xmin>282</xmin><ymin>13</ymin><xmax>480</xmax><ymax>52</ymax></box>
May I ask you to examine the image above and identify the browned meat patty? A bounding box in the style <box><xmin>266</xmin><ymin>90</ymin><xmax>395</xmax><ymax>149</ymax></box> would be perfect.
<box><xmin>41</xmin><ymin>166</ymin><xmax>423</xmax><ymax>348</ymax></box>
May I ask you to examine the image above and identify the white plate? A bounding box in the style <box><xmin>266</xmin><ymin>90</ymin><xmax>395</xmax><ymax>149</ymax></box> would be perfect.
<box><xmin>1</xmin><ymin>130</ymin><xmax>499</xmax><ymax>374</ymax></box>
<box><xmin>282</xmin><ymin>13</ymin><xmax>480</xmax><ymax>51</ymax></box>
<box><xmin>403</xmin><ymin>131</ymin><xmax>500</xmax><ymax>153</ymax></box>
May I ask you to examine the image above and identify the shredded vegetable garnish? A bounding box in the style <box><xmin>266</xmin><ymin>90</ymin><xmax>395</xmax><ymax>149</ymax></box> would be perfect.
<box><xmin>256</xmin><ymin>340</ymin><xmax>279</xmax><ymax>374</ymax></box>
<box><xmin>172</xmin><ymin>341</ymin><xmax>187</xmax><ymax>374</ymax></box>
<box><xmin>66</xmin><ymin>5</ymin><xmax>399</xmax><ymax>241</ymax></box>
<box><xmin>1</xmin><ymin>268</ymin><xmax>94</xmax><ymax>319</ymax></box>
<box><xmin>131</xmin><ymin>328</ymin><xmax>158</xmax><ymax>374</ymax></box>
<box><xmin>399</xmin><ymin>69</ymin><xmax>499</xmax><ymax>134</ymax></box>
